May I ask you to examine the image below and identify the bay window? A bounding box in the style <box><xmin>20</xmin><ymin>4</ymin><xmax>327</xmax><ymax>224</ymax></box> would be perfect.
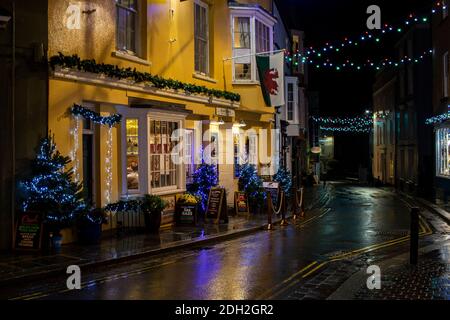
<box><xmin>230</xmin><ymin>6</ymin><xmax>275</xmax><ymax>82</ymax></box>
<box><xmin>120</xmin><ymin>107</ymin><xmax>187</xmax><ymax>196</ymax></box>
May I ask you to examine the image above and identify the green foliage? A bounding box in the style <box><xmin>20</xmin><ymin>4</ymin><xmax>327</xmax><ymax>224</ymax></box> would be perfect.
<box><xmin>17</xmin><ymin>135</ymin><xmax>85</xmax><ymax>230</ymax></box>
<box><xmin>238</xmin><ymin>164</ymin><xmax>266</xmax><ymax>208</ymax></box>
<box><xmin>141</xmin><ymin>194</ymin><xmax>167</xmax><ymax>215</ymax></box>
<box><xmin>189</xmin><ymin>163</ymin><xmax>219</xmax><ymax>213</ymax></box>
<box><xmin>273</xmin><ymin>166</ymin><xmax>293</xmax><ymax>197</ymax></box>
<box><xmin>50</xmin><ymin>53</ymin><xmax>241</xmax><ymax>102</ymax></box>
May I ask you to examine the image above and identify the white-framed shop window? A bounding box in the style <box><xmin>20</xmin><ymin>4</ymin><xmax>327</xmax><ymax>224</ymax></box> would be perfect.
<box><xmin>119</xmin><ymin>107</ymin><xmax>186</xmax><ymax>197</ymax></box>
<box><xmin>148</xmin><ymin>117</ymin><xmax>184</xmax><ymax>193</ymax></box>
<box><xmin>125</xmin><ymin>118</ymin><xmax>140</xmax><ymax>192</ymax></box>
<box><xmin>185</xmin><ymin>129</ymin><xmax>195</xmax><ymax>184</ymax></box>
<box><xmin>436</xmin><ymin>127</ymin><xmax>450</xmax><ymax>178</ymax></box>
<box><xmin>230</xmin><ymin>6</ymin><xmax>275</xmax><ymax>82</ymax></box>
<box><xmin>194</xmin><ymin>0</ymin><xmax>209</xmax><ymax>75</ymax></box>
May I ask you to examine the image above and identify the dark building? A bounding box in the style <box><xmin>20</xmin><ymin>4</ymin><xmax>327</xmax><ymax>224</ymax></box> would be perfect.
<box><xmin>372</xmin><ymin>23</ymin><xmax>433</xmax><ymax>197</ymax></box>
<box><xmin>0</xmin><ymin>0</ymin><xmax>48</xmax><ymax>250</ymax></box>
<box><xmin>431</xmin><ymin>2</ymin><xmax>450</xmax><ymax>203</ymax></box>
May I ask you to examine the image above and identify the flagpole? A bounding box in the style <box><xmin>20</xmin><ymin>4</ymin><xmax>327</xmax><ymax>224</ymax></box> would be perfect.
<box><xmin>223</xmin><ymin>49</ymin><xmax>286</xmax><ymax>61</ymax></box>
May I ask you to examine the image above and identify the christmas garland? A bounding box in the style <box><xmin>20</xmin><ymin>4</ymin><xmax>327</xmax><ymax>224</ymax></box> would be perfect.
<box><xmin>425</xmin><ymin>112</ymin><xmax>450</xmax><ymax>125</ymax></box>
<box><xmin>71</xmin><ymin>104</ymin><xmax>122</xmax><ymax>127</ymax></box>
<box><xmin>50</xmin><ymin>52</ymin><xmax>241</xmax><ymax>103</ymax></box>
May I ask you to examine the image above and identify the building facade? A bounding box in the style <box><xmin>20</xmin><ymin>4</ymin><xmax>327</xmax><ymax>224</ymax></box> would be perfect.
<box><xmin>45</xmin><ymin>0</ymin><xmax>284</xmax><ymax>243</ymax></box>
<box><xmin>372</xmin><ymin>23</ymin><xmax>433</xmax><ymax>196</ymax></box>
<box><xmin>431</xmin><ymin>2</ymin><xmax>450</xmax><ymax>203</ymax></box>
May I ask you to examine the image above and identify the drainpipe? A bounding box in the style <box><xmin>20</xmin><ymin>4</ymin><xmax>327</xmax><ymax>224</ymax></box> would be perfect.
<box><xmin>11</xmin><ymin>0</ymin><xmax>16</xmax><ymax>247</ymax></box>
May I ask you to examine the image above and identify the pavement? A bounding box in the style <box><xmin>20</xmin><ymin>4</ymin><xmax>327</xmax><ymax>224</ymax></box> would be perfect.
<box><xmin>327</xmin><ymin>190</ymin><xmax>450</xmax><ymax>300</ymax></box>
<box><xmin>0</xmin><ymin>185</ymin><xmax>329</xmax><ymax>287</ymax></box>
<box><xmin>1</xmin><ymin>182</ymin><xmax>449</xmax><ymax>300</ymax></box>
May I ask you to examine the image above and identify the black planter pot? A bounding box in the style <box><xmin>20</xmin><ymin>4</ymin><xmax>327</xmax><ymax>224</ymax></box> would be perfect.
<box><xmin>144</xmin><ymin>211</ymin><xmax>162</xmax><ymax>233</ymax></box>
<box><xmin>78</xmin><ymin>223</ymin><xmax>102</xmax><ymax>245</ymax></box>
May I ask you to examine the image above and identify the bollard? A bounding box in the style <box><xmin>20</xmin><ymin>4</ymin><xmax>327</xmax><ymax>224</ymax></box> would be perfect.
<box><xmin>280</xmin><ymin>192</ymin><xmax>289</xmax><ymax>226</ymax></box>
<box><xmin>267</xmin><ymin>192</ymin><xmax>273</xmax><ymax>230</ymax></box>
<box><xmin>410</xmin><ymin>207</ymin><xmax>419</xmax><ymax>265</ymax></box>
<box><xmin>293</xmin><ymin>188</ymin><xmax>299</xmax><ymax>220</ymax></box>
<box><xmin>300</xmin><ymin>188</ymin><xmax>305</xmax><ymax>218</ymax></box>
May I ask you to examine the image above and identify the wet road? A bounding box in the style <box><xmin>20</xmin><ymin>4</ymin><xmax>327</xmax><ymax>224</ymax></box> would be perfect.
<box><xmin>3</xmin><ymin>182</ymin><xmax>434</xmax><ymax>300</ymax></box>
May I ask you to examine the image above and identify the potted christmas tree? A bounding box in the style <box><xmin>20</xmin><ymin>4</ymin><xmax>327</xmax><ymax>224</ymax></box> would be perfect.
<box><xmin>238</xmin><ymin>163</ymin><xmax>266</xmax><ymax>214</ymax></box>
<box><xmin>17</xmin><ymin>135</ymin><xmax>85</xmax><ymax>251</ymax></box>
<box><xmin>188</xmin><ymin>162</ymin><xmax>218</xmax><ymax>220</ymax></box>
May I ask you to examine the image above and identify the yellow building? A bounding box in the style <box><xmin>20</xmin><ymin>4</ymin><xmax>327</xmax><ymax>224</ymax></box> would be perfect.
<box><xmin>48</xmin><ymin>0</ymin><xmax>278</xmax><ymax>235</ymax></box>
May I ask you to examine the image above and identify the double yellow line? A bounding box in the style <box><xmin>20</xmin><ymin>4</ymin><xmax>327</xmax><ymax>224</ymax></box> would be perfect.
<box><xmin>260</xmin><ymin>215</ymin><xmax>433</xmax><ymax>299</ymax></box>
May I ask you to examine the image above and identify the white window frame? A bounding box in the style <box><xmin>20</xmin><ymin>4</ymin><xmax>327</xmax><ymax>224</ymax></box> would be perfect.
<box><xmin>147</xmin><ymin>112</ymin><xmax>186</xmax><ymax>195</ymax></box>
<box><xmin>285</xmin><ymin>77</ymin><xmax>298</xmax><ymax>124</ymax></box>
<box><xmin>119</xmin><ymin>107</ymin><xmax>187</xmax><ymax>197</ymax></box>
<box><xmin>230</xmin><ymin>6</ymin><xmax>276</xmax><ymax>83</ymax></box>
<box><xmin>194</xmin><ymin>0</ymin><xmax>209</xmax><ymax>76</ymax></box>
<box><xmin>184</xmin><ymin>129</ymin><xmax>195</xmax><ymax>184</ymax></box>
<box><xmin>436</xmin><ymin>126</ymin><xmax>450</xmax><ymax>178</ymax></box>
<box><xmin>444</xmin><ymin>51</ymin><xmax>449</xmax><ymax>98</ymax></box>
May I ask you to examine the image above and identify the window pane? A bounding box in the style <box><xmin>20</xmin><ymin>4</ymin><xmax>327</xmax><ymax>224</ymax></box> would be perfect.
<box><xmin>149</xmin><ymin>120</ymin><xmax>179</xmax><ymax>190</ymax></box>
<box><xmin>235</xmin><ymin>63</ymin><xmax>251</xmax><ymax>80</ymax></box>
<box><xmin>116</xmin><ymin>1</ymin><xmax>137</xmax><ymax>53</ymax></box>
<box><xmin>234</xmin><ymin>17</ymin><xmax>250</xmax><ymax>49</ymax></box>
<box><xmin>126</xmin><ymin>119</ymin><xmax>139</xmax><ymax>190</ymax></box>
<box><xmin>194</xmin><ymin>3</ymin><xmax>208</xmax><ymax>74</ymax></box>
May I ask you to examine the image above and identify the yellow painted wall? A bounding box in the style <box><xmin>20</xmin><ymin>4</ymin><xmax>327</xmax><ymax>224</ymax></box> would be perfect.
<box><xmin>48</xmin><ymin>0</ymin><xmax>276</xmax><ymax>235</ymax></box>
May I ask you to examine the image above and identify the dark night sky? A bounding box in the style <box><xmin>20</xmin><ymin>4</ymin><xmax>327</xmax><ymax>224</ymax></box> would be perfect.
<box><xmin>277</xmin><ymin>0</ymin><xmax>432</xmax><ymax>115</ymax></box>
<box><xmin>276</xmin><ymin>0</ymin><xmax>432</xmax><ymax>173</ymax></box>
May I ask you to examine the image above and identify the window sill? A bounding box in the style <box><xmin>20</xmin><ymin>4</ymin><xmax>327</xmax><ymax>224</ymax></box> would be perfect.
<box><xmin>232</xmin><ymin>80</ymin><xmax>260</xmax><ymax>86</ymax></box>
<box><xmin>192</xmin><ymin>72</ymin><xmax>217</xmax><ymax>84</ymax></box>
<box><xmin>151</xmin><ymin>189</ymin><xmax>186</xmax><ymax>196</ymax></box>
<box><xmin>112</xmin><ymin>51</ymin><xmax>151</xmax><ymax>66</ymax></box>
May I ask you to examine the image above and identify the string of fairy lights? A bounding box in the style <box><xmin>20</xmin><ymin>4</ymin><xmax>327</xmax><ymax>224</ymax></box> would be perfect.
<box><xmin>284</xmin><ymin>1</ymin><xmax>447</xmax><ymax>71</ymax></box>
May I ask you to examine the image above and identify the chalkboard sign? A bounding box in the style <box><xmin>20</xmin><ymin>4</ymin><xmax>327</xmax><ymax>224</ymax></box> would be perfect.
<box><xmin>234</xmin><ymin>192</ymin><xmax>249</xmax><ymax>215</ymax></box>
<box><xmin>14</xmin><ymin>211</ymin><xmax>43</xmax><ymax>251</ymax></box>
<box><xmin>263</xmin><ymin>181</ymin><xmax>280</xmax><ymax>209</ymax></box>
<box><xmin>206</xmin><ymin>187</ymin><xmax>228</xmax><ymax>223</ymax></box>
<box><xmin>175</xmin><ymin>205</ymin><xmax>197</xmax><ymax>226</ymax></box>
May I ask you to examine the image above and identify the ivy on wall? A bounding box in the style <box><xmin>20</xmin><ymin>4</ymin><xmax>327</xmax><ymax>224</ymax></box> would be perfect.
<box><xmin>50</xmin><ymin>52</ymin><xmax>241</xmax><ymax>103</ymax></box>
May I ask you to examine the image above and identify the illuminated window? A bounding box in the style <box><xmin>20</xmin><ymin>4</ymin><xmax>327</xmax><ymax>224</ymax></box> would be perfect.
<box><xmin>436</xmin><ymin>127</ymin><xmax>450</xmax><ymax>177</ymax></box>
<box><xmin>116</xmin><ymin>0</ymin><xmax>138</xmax><ymax>54</ymax></box>
<box><xmin>149</xmin><ymin>120</ymin><xmax>179</xmax><ymax>190</ymax></box>
<box><xmin>126</xmin><ymin>119</ymin><xmax>139</xmax><ymax>191</ymax></box>
<box><xmin>233</xmin><ymin>17</ymin><xmax>251</xmax><ymax>49</ymax></box>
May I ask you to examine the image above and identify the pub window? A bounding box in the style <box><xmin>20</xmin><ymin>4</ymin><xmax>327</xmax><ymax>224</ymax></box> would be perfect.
<box><xmin>185</xmin><ymin>129</ymin><xmax>195</xmax><ymax>184</ymax></box>
<box><xmin>149</xmin><ymin>120</ymin><xmax>179</xmax><ymax>191</ymax></box>
<box><xmin>126</xmin><ymin>119</ymin><xmax>139</xmax><ymax>191</ymax></box>
<box><xmin>116</xmin><ymin>0</ymin><xmax>138</xmax><ymax>54</ymax></box>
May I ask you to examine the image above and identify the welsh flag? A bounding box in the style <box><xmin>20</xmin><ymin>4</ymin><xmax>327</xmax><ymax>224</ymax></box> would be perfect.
<box><xmin>256</xmin><ymin>52</ymin><xmax>285</xmax><ymax>107</ymax></box>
